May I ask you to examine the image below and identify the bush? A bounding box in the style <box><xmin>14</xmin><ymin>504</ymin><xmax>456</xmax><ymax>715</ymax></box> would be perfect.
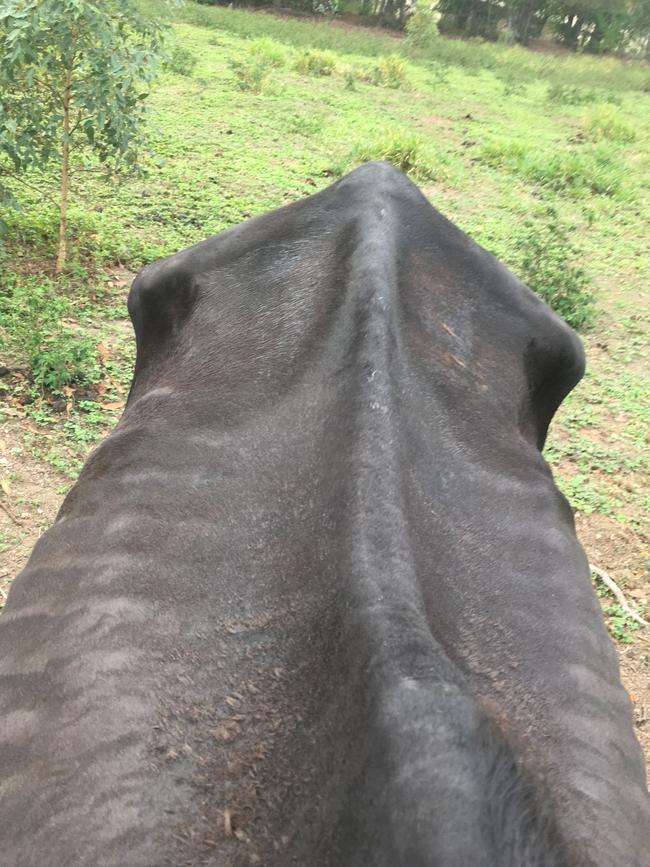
<box><xmin>0</xmin><ymin>275</ymin><xmax>100</xmax><ymax>391</ymax></box>
<box><xmin>369</xmin><ymin>54</ymin><xmax>409</xmax><ymax>89</ymax></box>
<box><xmin>405</xmin><ymin>9</ymin><xmax>439</xmax><ymax>49</ymax></box>
<box><xmin>584</xmin><ymin>104</ymin><xmax>636</xmax><ymax>143</ymax></box>
<box><xmin>293</xmin><ymin>49</ymin><xmax>336</xmax><ymax>77</ymax></box>
<box><xmin>509</xmin><ymin>208</ymin><xmax>595</xmax><ymax>330</ymax></box>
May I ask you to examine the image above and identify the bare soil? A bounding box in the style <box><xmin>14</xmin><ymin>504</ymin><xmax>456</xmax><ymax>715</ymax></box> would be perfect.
<box><xmin>0</xmin><ymin>419</ymin><xmax>68</xmax><ymax>593</ymax></box>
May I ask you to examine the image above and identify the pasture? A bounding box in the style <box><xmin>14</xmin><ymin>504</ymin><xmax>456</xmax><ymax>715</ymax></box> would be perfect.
<box><xmin>0</xmin><ymin>2</ymin><xmax>649</xmax><ymax>755</ymax></box>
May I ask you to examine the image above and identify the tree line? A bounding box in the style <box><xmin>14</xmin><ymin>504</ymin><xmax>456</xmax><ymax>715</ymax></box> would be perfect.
<box><xmin>437</xmin><ymin>0</ymin><xmax>650</xmax><ymax>51</ymax></box>
<box><xmin>197</xmin><ymin>0</ymin><xmax>650</xmax><ymax>54</ymax></box>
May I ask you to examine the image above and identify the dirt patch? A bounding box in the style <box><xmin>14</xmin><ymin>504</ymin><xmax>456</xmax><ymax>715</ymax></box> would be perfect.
<box><xmin>527</xmin><ymin>37</ymin><xmax>575</xmax><ymax>56</ymax></box>
<box><xmin>420</xmin><ymin>115</ymin><xmax>452</xmax><ymax>130</ymax></box>
<box><xmin>0</xmin><ymin>420</ymin><xmax>67</xmax><ymax>597</ymax></box>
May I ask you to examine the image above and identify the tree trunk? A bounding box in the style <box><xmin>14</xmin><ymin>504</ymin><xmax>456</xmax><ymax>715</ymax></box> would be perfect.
<box><xmin>56</xmin><ymin>70</ymin><xmax>72</xmax><ymax>274</ymax></box>
<box><xmin>563</xmin><ymin>14</ymin><xmax>584</xmax><ymax>50</ymax></box>
<box><xmin>514</xmin><ymin>0</ymin><xmax>539</xmax><ymax>46</ymax></box>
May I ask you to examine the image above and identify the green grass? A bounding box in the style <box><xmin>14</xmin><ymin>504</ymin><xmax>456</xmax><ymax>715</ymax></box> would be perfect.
<box><xmin>0</xmin><ymin>3</ymin><xmax>648</xmax><ymax>621</ymax></box>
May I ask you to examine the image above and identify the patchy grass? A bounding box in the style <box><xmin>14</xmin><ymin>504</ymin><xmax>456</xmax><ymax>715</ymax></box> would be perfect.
<box><xmin>1</xmin><ymin>4</ymin><xmax>648</xmax><ymax>664</ymax></box>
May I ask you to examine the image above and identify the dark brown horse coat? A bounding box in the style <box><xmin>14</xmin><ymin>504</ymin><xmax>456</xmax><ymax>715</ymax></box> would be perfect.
<box><xmin>0</xmin><ymin>162</ymin><xmax>647</xmax><ymax>866</ymax></box>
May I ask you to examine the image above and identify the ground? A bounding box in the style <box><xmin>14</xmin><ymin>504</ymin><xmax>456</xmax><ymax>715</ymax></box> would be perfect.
<box><xmin>1</xmin><ymin>3</ymin><xmax>648</xmax><ymax>763</ymax></box>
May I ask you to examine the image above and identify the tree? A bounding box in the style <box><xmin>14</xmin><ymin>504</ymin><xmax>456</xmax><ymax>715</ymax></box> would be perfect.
<box><xmin>507</xmin><ymin>0</ymin><xmax>549</xmax><ymax>45</ymax></box>
<box><xmin>546</xmin><ymin>0</ymin><xmax>623</xmax><ymax>52</ymax></box>
<box><xmin>0</xmin><ymin>0</ymin><xmax>169</xmax><ymax>272</ymax></box>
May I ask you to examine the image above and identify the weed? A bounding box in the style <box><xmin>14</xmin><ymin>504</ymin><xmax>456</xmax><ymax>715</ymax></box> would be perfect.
<box><xmin>478</xmin><ymin>139</ymin><xmax>528</xmax><ymax>168</ymax></box>
<box><xmin>494</xmin><ymin>69</ymin><xmax>527</xmax><ymax>96</ymax></box>
<box><xmin>524</xmin><ymin>146</ymin><xmax>626</xmax><ymax>197</ymax></box>
<box><xmin>343</xmin><ymin>70</ymin><xmax>357</xmax><ymax>91</ymax></box>
<box><xmin>556</xmin><ymin>473</ymin><xmax>620</xmax><ymax>517</ymax></box>
<box><xmin>478</xmin><ymin>139</ymin><xmax>627</xmax><ymax>198</ymax></box>
<box><xmin>164</xmin><ymin>44</ymin><xmax>198</xmax><ymax>77</ymax></box>
<box><xmin>509</xmin><ymin>207</ymin><xmax>594</xmax><ymax>329</ymax></box>
<box><xmin>31</xmin><ymin>339</ymin><xmax>98</xmax><ymax>392</ymax></box>
<box><xmin>0</xmin><ymin>275</ymin><xmax>100</xmax><ymax>392</ymax></box>
<box><xmin>546</xmin><ymin>83</ymin><xmax>598</xmax><ymax>105</ymax></box>
<box><xmin>341</xmin><ymin>130</ymin><xmax>443</xmax><ymax>182</ymax></box>
<box><xmin>248</xmin><ymin>37</ymin><xmax>287</xmax><ymax>68</ymax></box>
<box><xmin>229</xmin><ymin>57</ymin><xmax>271</xmax><ymax>93</ymax></box>
<box><xmin>430</xmin><ymin>61</ymin><xmax>450</xmax><ymax>84</ymax></box>
<box><xmin>584</xmin><ymin>104</ymin><xmax>636</xmax><ymax>143</ymax></box>
<box><xmin>603</xmin><ymin>603</ymin><xmax>645</xmax><ymax>644</ymax></box>
<box><xmin>293</xmin><ymin>49</ymin><xmax>335</xmax><ymax>77</ymax></box>
<box><xmin>0</xmin><ymin>204</ymin><xmax>159</xmax><ymax>268</ymax></box>
<box><xmin>369</xmin><ymin>54</ymin><xmax>409</xmax><ymax>89</ymax></box>
<box><xmin>228</xmin><ymin>37</ymin><xmax>288</xmax><ymax>94</ymax></box>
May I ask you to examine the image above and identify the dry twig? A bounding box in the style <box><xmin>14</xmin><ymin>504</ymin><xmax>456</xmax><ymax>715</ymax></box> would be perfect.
<box><xmin>590</xmin><ymin>563</ymin><xmax>648</xmax><ymax>628</ymax></box>
<box><xmin>0</xmin><ymin>499</ymin><xmax>23</xmax><ymax>526</ymax></box>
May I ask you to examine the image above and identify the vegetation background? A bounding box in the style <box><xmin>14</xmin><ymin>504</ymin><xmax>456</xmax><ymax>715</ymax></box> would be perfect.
<box><xmin>0</xmin><ymin>0</ymin><xmax>649</xmax><ymax>754</ymax></box>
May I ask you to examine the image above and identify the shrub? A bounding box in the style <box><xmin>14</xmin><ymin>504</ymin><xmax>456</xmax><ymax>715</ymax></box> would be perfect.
<box><xmin>509</xmin><ymin>208</ymin><xmax>595</xmax><ymax>330</ymax></box>
<box><xmin>369</xmin><ymin>54</ymin><xmax>409</xmax><ymax>89</ymax></box>
<box><xmin>248</xmin><ymin>37</ymin><xmax>287</xmax><ymax>68</ymax></box>
<box><xmin>164</xmin><ymin>45</ymin><xmax>199</xmax><ymax>77</ymax></box>
<box><xmin>293</xmin><ymin>49</ymin><xmax>336</xmax><ymax>77</ymax></box>
<box><xmin>30</xmin><ymin>335</ymin><xmax>99</xmax><ymax>392</ymax></box>
<box><xmin>584</xmin><ymin>104</ymin><xmax>636</xmax><ymax>143</ymax></box>
<box><xmin>405</xmin><ymin>9</ymin><xmax>439</xmax><ymax>49</ymax></box>
<box><xmin>0</xmin><ymin>275</ymin><xmax>100</xmax><ymax>391</ymax></box>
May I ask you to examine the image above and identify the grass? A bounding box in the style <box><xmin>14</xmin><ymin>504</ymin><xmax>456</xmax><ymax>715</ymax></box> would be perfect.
<box><xmin>0</xmin><ymin>2</ymin><xmax>648</xmax><ymax>636</ymax></box>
